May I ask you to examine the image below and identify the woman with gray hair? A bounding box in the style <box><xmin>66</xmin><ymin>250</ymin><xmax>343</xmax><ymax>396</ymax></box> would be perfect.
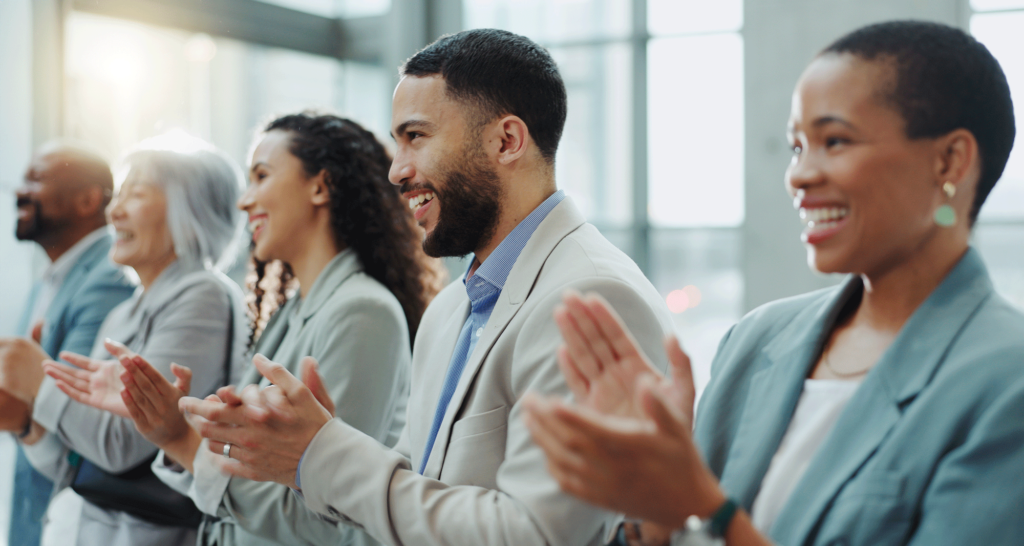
<box><xmin>12</xmin><ymin>133</ymin><xmax>248</xmax><ymax>546</ymax></box>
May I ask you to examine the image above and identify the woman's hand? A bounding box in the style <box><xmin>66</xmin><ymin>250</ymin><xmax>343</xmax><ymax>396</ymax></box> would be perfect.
<box><xmin>554</xmin><ymin>291</ymin><xmax>694</xmax><ymax>422</ymax></box>
<box><xmin>45</xmin><ymin>355</ymin><xmax>129</xmax><ymax>418</ymax></box>
<box><xmin>523</xmin><ymin>377</ymin><xmax>723</xmax><ymax>530</ymax></box>
<box><xmin>120</xmin><ymin>356</ymin><xmax>198</xmax><ymax>460</ymax></box>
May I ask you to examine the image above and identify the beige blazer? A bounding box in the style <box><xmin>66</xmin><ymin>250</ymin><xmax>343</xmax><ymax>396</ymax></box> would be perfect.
<box><xmin>297</xmin><ymin>197</ymin><xmax>675</xmax><ymax>546</ymax></box>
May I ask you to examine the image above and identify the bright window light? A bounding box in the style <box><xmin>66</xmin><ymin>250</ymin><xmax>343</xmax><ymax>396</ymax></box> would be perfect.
<box><xmin>972</xmin><ymin>11</ymin><xmax>1024</xmax><ymax>220</ymax></box>
<box><xmin>971</xmin><ymin>0</ymin><xmax>1024</xmax><ymax>11</ymax></box>
<box><xmin>648</xmin><ymin>0</ymin><xmax>742</xmax><ymax>36</ymax></box>
<box><xmin>648</xmin><ymin>33</ymin><xmax>745</xmax><ymax>227</ymax></box>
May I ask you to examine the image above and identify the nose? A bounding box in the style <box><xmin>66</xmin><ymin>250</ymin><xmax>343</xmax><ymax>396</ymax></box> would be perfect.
<box><xmin>107</xmin><ymin>193</ymin><xmax>125</xmax><ymax>221</ymax></box>
<box><xmin>785</xmin><ymin>148</ymin><xmax>824</xmax><ymax>197</ymax></box>
<box><xmin>388</xmin><ymin>149</ymin><xmax>415</xmax><ymax>187</ymax></box>
<box><xmin>237</xmin><ymin>182</ymin><xmax>255</xmax><ymax>211</ymax></box>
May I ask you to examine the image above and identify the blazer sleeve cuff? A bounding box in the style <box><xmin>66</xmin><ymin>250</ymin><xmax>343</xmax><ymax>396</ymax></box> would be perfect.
<box><xmin>150</xmin><ymin>450</ymin><xmax>194</xmax><ymax>497</ymax></box>
<box><xmin>299</xmin><ymin>418</ymin><xmax>408</xmax><ymax>538</ymax></box>
<box><xmin>32</xmin><ymin>376</ymin><xmax>72</xmax><ymax>433</ymax></box>
<box><xmin>190</xmin><ymin>438</ymin><xmax>233</xmax><ymax>515</ymax></box>
<box><xmin>21</xmin><ymin>430</ymin><xmax>68</xmax><ymax>482</ymax></box>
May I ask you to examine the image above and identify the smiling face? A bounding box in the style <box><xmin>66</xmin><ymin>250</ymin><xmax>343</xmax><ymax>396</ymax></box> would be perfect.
<box><xmin>785</xmin><ymin>54</ymin><xmax>952</xmax><ymax>277</ymax></box>
<box><xmin>389</xmin><ymin>75</ymin><xmax>503</xmax><ymax>258</ymax></box>
<box><xmin>107</xmin><ymin>172</ymin><xmax>175</xmax><ymax>276</ymax></box>
<box><xmin>238</xmin><ymin>130</ymin><xmax>323</xmax><ymax>263</ymax></box>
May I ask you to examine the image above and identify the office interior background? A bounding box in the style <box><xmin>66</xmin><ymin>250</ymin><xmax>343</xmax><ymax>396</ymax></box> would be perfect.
<box><xmin>0</xmin><ymin>0</ymin><xmax>1021</xmax><ymax>539</ymax></box>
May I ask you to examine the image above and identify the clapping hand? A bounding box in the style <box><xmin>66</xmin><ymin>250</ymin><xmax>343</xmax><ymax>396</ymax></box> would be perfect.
<box><xmin>179</xmin><ymin>355</ymin><xmax>334</xmax><ymax>487</ymax></box>
<box><xmin>44</xmin><ymin>339</ymin><xmax>140</xmax><ymax>419</ymax></box>
<box><xmin>523</xmin><ymin>291</ymin><xmax>725</xmax><ymax>530</ymax></box>
<box><xmin>0</xmin><ymin>325</ymin><xmax>51</xmax><ymax>405</ymax></box>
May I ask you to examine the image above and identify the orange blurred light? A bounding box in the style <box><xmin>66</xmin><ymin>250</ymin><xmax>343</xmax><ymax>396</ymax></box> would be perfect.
<box><xmin>666</xmin><ymin>290</ymin><xmax>690</xmax><ymax>314</ymax></box>
<box><xmin>683</xmin><ymin>285</ymin><xmax>702</xmax><ymax>308</ymax></box>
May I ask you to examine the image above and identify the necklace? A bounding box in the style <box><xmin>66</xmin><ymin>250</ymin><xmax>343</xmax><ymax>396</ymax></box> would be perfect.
<box><xmin>822</xmin><ymin>340</ymin><xmax>873</xmax><ymax>378</ymax></box>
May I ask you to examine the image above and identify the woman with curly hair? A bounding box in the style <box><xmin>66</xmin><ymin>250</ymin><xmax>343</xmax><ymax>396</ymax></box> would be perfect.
<box><xmin>48</xmin><ymin>113</ymin><xmax>444</xmax><ymax>546</ymax></box>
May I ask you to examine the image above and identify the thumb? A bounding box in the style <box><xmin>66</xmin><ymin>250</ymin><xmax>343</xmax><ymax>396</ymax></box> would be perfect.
<box><xmin>103</xmin><ymin>338</ymin><xmax>134</xmax><ymax>359</ymax></box>
<box><xmin>170</xmin><ymin>363</ymin><xmax>193</xmax><ymax>395</ymax></box>
<box><xmin>663</xmin><ymin>335</ymin><xmax>696</xmax><ymax>422</ymax></box>
<box><xmin>252</xmin><ymin>353</ymin><xmax>305</xmax><ymax>399</ymax></box>
<box><xmin>638</xmin><ymin>375</ymin><xmax>687</xmax><ymax>436</ymax></box>
<box><xmin>300</xmin><ymin>357</ymin><xmax>335</xmax><ymax>417</ymax></box>
<box><xmin>31</xmin><ymin>322</ymin><xmax>43</xmax><ymax>344</ymax></box>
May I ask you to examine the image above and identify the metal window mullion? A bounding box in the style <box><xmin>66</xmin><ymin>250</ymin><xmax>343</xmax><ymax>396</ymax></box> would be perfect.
<box><xmin>631</xmin><ymin>0</ymin><xmax>650</xmax><ymax>273</ymax></box>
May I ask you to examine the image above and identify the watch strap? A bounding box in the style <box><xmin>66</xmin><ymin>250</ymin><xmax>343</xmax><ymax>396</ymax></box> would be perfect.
<box><xmin>708</xmin><ymin>498</ymin><xmax>739</xmax><ymax>538</ymax></box>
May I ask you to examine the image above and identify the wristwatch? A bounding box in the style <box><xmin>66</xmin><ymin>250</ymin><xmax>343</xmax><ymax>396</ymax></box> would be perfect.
<box><xmin>671</xmin><ymin>498</ymin><xmax>739</xmax><ymax>546</ymax></box>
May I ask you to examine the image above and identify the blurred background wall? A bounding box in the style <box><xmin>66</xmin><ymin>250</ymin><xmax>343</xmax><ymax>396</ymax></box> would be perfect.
<box><xmin>0</xmin><ymin>0</ymin><xmax>1022</xmax><ymax>540</ymax></box>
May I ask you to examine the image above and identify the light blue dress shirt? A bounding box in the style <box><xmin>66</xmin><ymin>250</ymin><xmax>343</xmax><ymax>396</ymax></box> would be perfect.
<box><xmin>418</xmin><ymin>189</ymin><xmax>566</xmax><ymax>473</ymax></box>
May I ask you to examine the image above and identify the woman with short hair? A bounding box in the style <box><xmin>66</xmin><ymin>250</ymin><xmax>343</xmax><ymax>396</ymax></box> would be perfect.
<box><xmin>523</xmin><ymin>20</ymin><xmax>1023</xmax><ymax>546</ymax></box>
<box><xmin>14</xmin><ymin>134</ymin><xmax>248</xmax><ymax>546</ymax></box>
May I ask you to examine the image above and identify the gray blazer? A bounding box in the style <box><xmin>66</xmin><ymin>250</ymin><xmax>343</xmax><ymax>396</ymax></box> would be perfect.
<box><xmin>296</xmin><ymin>197</ymin><xmax>676</xmax><ymax>546</ymax></box>
<box><xmin>693</xmin><ymin>247</ymin><xmax>1024</xmax><ymax>545</ymax></box>
<box><xmin>154</xmin><ymin>249</ymin><xmax>410</xmax><ymax>546</ymax></box>
<box><xmin>25</xmin><ymin>259</ymin><xmax>248</xmax><ymax>546</ymax></box>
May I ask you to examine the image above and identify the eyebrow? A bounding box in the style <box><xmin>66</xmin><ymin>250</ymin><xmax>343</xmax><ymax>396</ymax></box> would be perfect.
<box><xmin>391</xmin><ymin>119</ymin><xmax>434</xmax><ymax>141</ymax></box>
<box><xmin>812</xmin><ymin>115</ymin><xmax>856</xmax><ymax>130</ymax></box>
<box><xmin>250</xmin><ymin>161</ymin><xmax>268</xmax><ymax>173</ymax></box>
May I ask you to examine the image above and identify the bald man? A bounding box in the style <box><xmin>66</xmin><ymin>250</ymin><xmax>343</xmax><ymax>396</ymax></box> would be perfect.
<box><xmin>3</xmin><ymin>143</ymin><xmax>134</xmax><ymax>546</ymax></box>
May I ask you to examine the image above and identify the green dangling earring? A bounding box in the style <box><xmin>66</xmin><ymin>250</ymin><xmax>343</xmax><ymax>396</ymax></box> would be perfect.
<box><xmin>934</xmin><ymin>181</ymin><xmax>957</xmax><ymax>227</ymax></box>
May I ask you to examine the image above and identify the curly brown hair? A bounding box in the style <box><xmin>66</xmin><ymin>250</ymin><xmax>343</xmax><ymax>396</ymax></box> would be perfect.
<box><xmin>246</xmin><ymin>113</ymin><xmax>446</xmax><ymax>346</ymax></box>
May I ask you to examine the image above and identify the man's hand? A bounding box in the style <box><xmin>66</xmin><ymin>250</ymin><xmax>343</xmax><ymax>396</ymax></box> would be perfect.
<box><xmin>554</xmin><ymin>291</ymin><xmax>694</xmax><ymax>422</ymax></box>
<box><xmin>179</xmin><ymin>354</ymin><xmax>332</xmax><ymax>487</ymax></box>
<box><xmin>0</xmin><ymin>337</ymin><xmax>50</xmax><ymax>404</ymax></box>
<box><xmin>0</xmin><ymin>391</ymin><xmax>32</xmax><ymax>432</ymax></box>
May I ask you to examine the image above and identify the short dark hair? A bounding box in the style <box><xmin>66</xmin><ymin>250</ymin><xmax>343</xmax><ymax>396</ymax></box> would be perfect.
<box><xmin>822</xmin><ymin>20</ymin><xmax>1016</xmax><ymax>223</ymax></box>
<box><xmin>401</xmin><ymin>29</ymin><xmax>568</xmax><ymax>164</ymax></box>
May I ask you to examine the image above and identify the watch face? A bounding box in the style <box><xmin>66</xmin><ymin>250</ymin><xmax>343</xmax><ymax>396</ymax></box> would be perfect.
<box><xmin>672</xmin><ymin>517</ymin><xmax>724</xmax><ymax>546</ymax></box>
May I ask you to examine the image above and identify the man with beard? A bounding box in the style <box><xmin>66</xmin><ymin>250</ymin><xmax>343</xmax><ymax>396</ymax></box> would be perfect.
<box><xmin>3</xmin><ymin>142</ymin><xmax>133</xmax><ymax>546</ymax></box>
<box><xmin>181</xmin><ymin>29</ymin><xmax>675</xmax><ymax>546</ymax></box>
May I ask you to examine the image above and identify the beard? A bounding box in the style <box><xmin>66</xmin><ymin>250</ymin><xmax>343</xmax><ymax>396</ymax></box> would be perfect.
<box><xmin>419</xmin><ymin>142</ymin><xmax>503</xmax><ymax>259</ymax></box>
<box><xmin>14</xmin><ymin>197</ymin><xmax>43</xmax><ymax>241</ymax></box>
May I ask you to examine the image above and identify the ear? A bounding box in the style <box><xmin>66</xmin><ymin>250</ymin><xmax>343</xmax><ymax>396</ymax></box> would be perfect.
<box><xmin>934</xmin><ymin>128</ymin><xmax>980</xmax><ymax>195</ymax></box>
<box><xmin>490</xmin><ymin>115</ymin><xmax>531</xmax><ymax>166</ymax></box>
<box><xmin>309</xmin><ymin>169</ymin><xmax>331</xmax><ymax>207</ymax></box>
<box><xmin>73</xmin><ymin>186</ymin><xmax>105</xmax><ymax>218</ymax></box>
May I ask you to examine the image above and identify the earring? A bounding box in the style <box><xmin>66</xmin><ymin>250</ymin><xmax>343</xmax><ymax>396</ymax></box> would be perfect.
<box><xmin>934</xmin><ymin>181</ymin><xmax>957</xmax><ymax>227</ymax></box>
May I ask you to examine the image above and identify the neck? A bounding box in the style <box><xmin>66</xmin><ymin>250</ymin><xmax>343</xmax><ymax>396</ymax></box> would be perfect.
<box><xmin>289</xmin><ymin>222</ymin><xmax>343</xmax><ymax>299</ymax></box>
<box><xmin>854</xmin><ymin>236</ymin><xmax>969</xmax><ymax>333</ymax></box>
<box><xmin>39</xmin><ymin>221</ymin><xmax>105</xmax><ymax>262</ymax></box>
<box><xmin>136</xmin><ymin>252</ymin><xmax>179</xmax><ymax>291</ymax></box>
<box><xmin>473</xmin><ymin>170</ymin><xmax>556</xmax><ymax>265</ymax></box>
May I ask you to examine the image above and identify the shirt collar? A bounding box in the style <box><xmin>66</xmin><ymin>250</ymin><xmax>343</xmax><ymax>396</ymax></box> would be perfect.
<box><xmin>464</xmin><ymin>190</ymin><xmax>565</xmax><ymax>300</ymax></box>
<box><xmin>43</xmin><ymin>227</ymin><xmax>109</xmax><ymax>287</ymax></box>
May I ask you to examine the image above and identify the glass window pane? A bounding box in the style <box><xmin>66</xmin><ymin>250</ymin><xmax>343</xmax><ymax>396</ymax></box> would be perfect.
<box><xmin>253</xmin><ymin>0</ymin><xmax>391</xmax><ymax>18</ymax></box>
<box><xmin>972</xmin><ymin>12</ymin><xmax>1024</xmax><ymax>221</ymax></box>
<box><xmin>971</xmin><ymin>0</ymin><xmax>1024</xmax><ymax>11</ymax></box>
<box><xmin>649</xmin><ymin>229</ymin><xmax>742</xmax><ymax>393</ymax></box>
<box><xmin>648</xmin><ymin>0</ymin><xmax>743</xmax><ymax>36</ymax></box>
<box><xmin>648</xmin><ymin>33</ymin><xmax>744</xmax><ymax>227</ymax></box>
<box><xmin>463</xmin><ymin>0</ymin><xmax>631</xmax><ymax>43</ymax></box>
<box><xmin>973</xmin><ymin>224</ymin><xmax>1024</xmax><ymax>310</ymax></box>
<box><xmin>549</xmin><ymin>44</ymin><xmax>633</xmax><ymax>226</ymax></box>
<box><xmin>64</xmin><ymin>11</ymin><xmax>390</xmax><ymax>168</ymax></box>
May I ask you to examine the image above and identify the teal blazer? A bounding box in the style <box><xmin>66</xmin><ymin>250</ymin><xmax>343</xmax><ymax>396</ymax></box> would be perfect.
<box><xmin>693</xmin><ymin>248</ymin><xmax>1024</xmax><ymax>545</ymax></box>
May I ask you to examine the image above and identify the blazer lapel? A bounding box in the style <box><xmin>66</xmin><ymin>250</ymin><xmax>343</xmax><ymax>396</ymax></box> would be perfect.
<box><xmin>770</xmin><ymin>248</ymin><xmax>994</xmax><ymax>545</ymax></box>
<box><xmin>421</xmin><ymin>198</ymin><xmax>587</xmax><ymax>478</ymax></box>
<box><xmin>719</xmin><ymin>279</ymin><xmax>859</xmax><ymax>508</ymax></box>
<box><xmin>41</xmin><ymin>236</ymin><xmax>113</xmax><ymax>356</ymax></box>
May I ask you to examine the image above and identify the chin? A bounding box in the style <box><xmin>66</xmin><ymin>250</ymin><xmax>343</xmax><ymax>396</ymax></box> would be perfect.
<box><xmin>806</xmin><ymin>246</ymin><xmax>848</xmax><ymax>275</ymax></box>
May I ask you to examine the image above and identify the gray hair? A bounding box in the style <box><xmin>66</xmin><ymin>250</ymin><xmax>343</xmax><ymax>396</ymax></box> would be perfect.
<box><xmin>120</xmin><ymin>136</ymin><xmax>243</xmax><ymax>271</ymax></box>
